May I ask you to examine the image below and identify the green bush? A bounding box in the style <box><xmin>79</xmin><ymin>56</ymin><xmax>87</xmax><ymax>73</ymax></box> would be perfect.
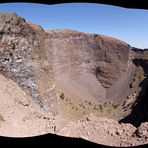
<box><xmin>99</xmin><ymin>104</ymin><xmax>103</xmax><ymax>111</ymax></box>
<box><xmin>129</xmin><ymin>78</ymin><xmax>136</xmax><ymax>88</ymax></box>
<box><xmin>112</xmin><ymin>104</ymin><xmax>118</xmax><ymax>109</ymax></box>
<box><xmin>88</xmin><ymin>101</ymin><xmax>92</xmax><ymax>105</ymax></box>
<box><xmin>60</xmin><ymin>92</ymin><xmax>65</xmax><ymax>100</ymax></box>
<box><xmin>93</xmin><ymin>106</ymin><xmax>96</xmax><ymax>110</ymax></box>
<box><xmin>79</xmin><ymin>103</ymin><xmax>85</xmax><ymax>108</ymax></box>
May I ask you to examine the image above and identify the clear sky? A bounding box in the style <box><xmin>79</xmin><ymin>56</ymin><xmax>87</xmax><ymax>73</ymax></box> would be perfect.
<box><xmin>0</xmin><ymin>2</ymin><xmax>148</xmax><ymax>49</ymax></box>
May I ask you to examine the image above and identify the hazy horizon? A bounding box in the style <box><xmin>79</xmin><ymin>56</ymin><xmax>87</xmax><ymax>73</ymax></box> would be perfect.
<box><xmin>0</xmin><ymin>3</ymin><xmax>148</xmax><ymax>49</ymax></box>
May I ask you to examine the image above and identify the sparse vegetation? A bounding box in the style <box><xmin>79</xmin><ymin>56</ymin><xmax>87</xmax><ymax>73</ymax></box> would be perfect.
<box><xmin>79</xmin><ymin>103</ymin><xmax>86</xmax><ymax>109</ymax></box>
<box><xmin>93</xmin><ymin>104</ymin><xmax>103</xmax><ymax>111</ymax></box>
<box><xmin>59</xmin><ymin>92</ymin><xmax>122</xmax><ymax>120</ymax></box>
<box><xmin>103</xmin><ymin>101</ymin><xmax>107</xmax><ymax>107</ymax></box>
<box><xmin>98</xmin><ymin>104</ymin><xmax>103</xmax><ymax>111</ymax></box>
<box><xmin>88</xmin><ymin>101</ymin><xmax>92</xmax><ymax>105</ymax></box>
<box><xmin>60</xmin><ymin>92</ymin><xmax>65</xmax><ymax>100</ymax></box>
<box><xmin>127</xmin><ymin>101</ymin><xmax>134</xmax><ymax>108</ymax></box>
<box><xmin>129</xmin><ymin>78</ymin><xmax>136</xmax><ymax>88</ymax></box>
<box><xmin>112</xmin><ymin>104</ymin><xmax>119</xmax><ymax>109</ymax></box>
<box><xmin>75</xmin><ymin>107</ymin><xmax>78</xmax><ymax>111</ymax></box>
<box><xmin>138</xmin><ymin>75</ymin><xmax>143</xmax><ymax>80</ymax></box>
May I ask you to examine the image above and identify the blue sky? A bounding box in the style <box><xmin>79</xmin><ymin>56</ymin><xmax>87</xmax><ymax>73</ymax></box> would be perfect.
<box><xmin>0</xmin><ymin>2</ymin><xmax>148</xmax><ymax>49</ymax></box>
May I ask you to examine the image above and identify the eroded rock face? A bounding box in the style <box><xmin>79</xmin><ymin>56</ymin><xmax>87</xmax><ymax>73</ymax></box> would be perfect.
<box><xmin>47</xmin><ymin>29</ymin><xmax>130</xmax><ymax>89</ymax></box>
<box><xmin>46</xmin><ymin>29</ymin><xmax>132</xmax><ymax>104</ymax></box>
<box><xmin>0</xmin><ymin>13</ymin><xmax>57</xmax><ymax>112</ymax></box>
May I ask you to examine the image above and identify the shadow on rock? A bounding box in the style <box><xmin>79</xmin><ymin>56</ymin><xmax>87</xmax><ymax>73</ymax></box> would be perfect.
<box><xmin>119</xmin><ymin>59</ymin><xmax>148</xmax><ymax>127</ymax></box>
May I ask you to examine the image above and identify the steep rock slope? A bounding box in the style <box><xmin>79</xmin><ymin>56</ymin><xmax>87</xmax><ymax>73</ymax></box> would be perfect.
<box><xmin>119</xmin><ymin>48</ymin><xmax>148</xmax><ymax>126</ymax></box>
<box><xmin>46</xmin><ymin>29</ymin><xmax>148</xmax><ymax>121</ymax></box>
<box><xmin>0</xmin><ymin>74</ymin><xmax>56</xmax><ymax>137</ymax></box>
<box><xmin>0</xmin><ymin>13</ymin><xmax>57</xmax><ymax>112</ymax></box>
<box><xmin>46</xmin><ymin>29</ymin><xmax>131</xmax><ymax>103</ymax></box>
